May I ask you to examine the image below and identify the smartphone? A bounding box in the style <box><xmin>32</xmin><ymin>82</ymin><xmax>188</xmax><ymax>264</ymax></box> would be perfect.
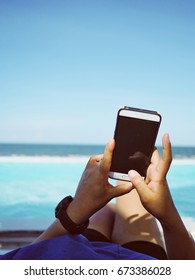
<box><xmin>109</xmin><ymin>106</ymin><xmax>161</xmax><ymax>181</ymax></box>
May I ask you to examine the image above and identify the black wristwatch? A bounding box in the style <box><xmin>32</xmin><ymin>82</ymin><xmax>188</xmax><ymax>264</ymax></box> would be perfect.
<box><xmin>55</xmin><ymin>195</ymin><xmax>89</xmax><ymax>234</ymax></box>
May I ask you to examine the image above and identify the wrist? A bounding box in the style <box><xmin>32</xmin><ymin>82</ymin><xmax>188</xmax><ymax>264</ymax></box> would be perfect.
<box><xmin>159</xmin><ymin>206</ymin><xmax>181</xmax><ymax>230</ymax></box>
<box><xmin>55</xmin><ymin>196</ymin><xmax>89</xmax><ymax>234</ymax></box>
<box><xmin>66</xmin><ymin>199</ymin><xmax>91</xmax><ymax>225</ymax></box>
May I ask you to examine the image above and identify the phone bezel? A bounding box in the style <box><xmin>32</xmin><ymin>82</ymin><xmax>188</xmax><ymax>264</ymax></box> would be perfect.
<box><xmin>109</xmin><ymin>107</ymin><xmax>161</xmax><ymax>181</ymax></box>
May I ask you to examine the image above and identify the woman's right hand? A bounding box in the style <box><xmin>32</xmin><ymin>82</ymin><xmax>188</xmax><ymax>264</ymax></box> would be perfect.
<box><xmin>128</xmin><ymin>134</ymin><xmax>176</xmax><ymax>223</ymax></box>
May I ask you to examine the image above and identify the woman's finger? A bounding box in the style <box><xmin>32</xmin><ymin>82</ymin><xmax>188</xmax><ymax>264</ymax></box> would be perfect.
<box><xmin>128</xmin><ymin>170</ymin><xmax>151</xmax><ymax>202</ymax></box>
<box><xmin>100</xmin><ymin>139</ymin><xmax>115</xmax><ymax>174</ymax></box>
<box><xmin>159</xmin><ymin>134</ymin><xmax>172</xmax><ymax>178</ymax></box>
<box><xmin>150</xmin><ymin>147</ymin><xmax>160</xmax><ymax>164</ymax></box>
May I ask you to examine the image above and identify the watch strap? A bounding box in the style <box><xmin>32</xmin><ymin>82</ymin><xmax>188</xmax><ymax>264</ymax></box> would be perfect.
<box><xmin>55</xmin><ymin>196</ymin><xmax>89</xmax><ymax>234</ymax></box>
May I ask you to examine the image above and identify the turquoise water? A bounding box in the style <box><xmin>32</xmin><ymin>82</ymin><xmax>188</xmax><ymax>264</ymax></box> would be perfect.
<box><xmin>0</xmin><ymin>143</ymin><xmax>195</xmax><ymax>223</ymax></box>
<box><xmin>0</xmin><ymin>161</ymin><xmax>86</xmax><ymax>219</ymax></box>
<box><xmin>167</xmin><ymin>164</ymin><xmax>195</xmax><ymax>218</ymax></box>
<box><xmin>0</xmin><ymin>160</ymin><xmax>195</xmax><ymax>220</ymax></box>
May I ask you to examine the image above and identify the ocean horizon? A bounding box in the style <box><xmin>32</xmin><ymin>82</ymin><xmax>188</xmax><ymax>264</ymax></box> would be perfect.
<box><xmin>1</xmin><ymin>143</ymin><xmax>195</xmax><ymax>158</ymax></box>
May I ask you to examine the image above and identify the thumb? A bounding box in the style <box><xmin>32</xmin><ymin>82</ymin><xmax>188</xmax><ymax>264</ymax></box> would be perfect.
<box><xmin>100</xmin><ymin>139</ymin><xmax>115</xmax><ymax>174</ymax></box>
<box><xmin>110</xmin><ymin>182</ymin><xmax>133</xmax><ymax>198</ymax></box>
<box><xmin>128</xmin><ymin>170</ymin><xmax>150</xmax><ymax>201</ymax></box>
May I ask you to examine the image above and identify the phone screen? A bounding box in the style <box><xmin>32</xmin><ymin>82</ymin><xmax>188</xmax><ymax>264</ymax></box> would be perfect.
<box><xmin>110</xmin><ymin>114</ymin><xmax>160</xmax><ymax>177</ymax></box>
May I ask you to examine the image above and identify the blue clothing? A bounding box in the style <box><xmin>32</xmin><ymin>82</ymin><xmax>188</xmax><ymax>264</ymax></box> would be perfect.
<box><xmin>0</xmin><ymin>234</ymin><xmax>155</xmax><ymax>260</ymax></box>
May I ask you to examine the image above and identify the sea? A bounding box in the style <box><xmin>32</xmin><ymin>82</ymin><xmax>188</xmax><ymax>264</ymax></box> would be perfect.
<box><xmin>0</xmin><ymin>143</ymin><xmax>195</xmax><ymax>231</ymax></box>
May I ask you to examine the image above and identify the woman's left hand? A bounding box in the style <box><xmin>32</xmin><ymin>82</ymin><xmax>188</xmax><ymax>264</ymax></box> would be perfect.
<box><xmin>66</xmin><ymin>139</ymin><xmax>133</xmax><ymax>224</ymax></box>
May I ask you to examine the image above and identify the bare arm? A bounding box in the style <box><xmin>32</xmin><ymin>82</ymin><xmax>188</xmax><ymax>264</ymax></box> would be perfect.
<box><xmin>160</xmin><ymin>206</ymin><xmax>195</xmax><ymax>260</ymax></box>
<box><xmin>129</xmin><ymin>134</ymin><xmax>195</xmax><ymax>260</ymax></box>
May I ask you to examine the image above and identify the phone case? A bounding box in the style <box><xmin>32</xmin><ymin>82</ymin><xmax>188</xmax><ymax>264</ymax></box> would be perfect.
<box><xmin>109</xmin><ymin>106</ymin><xmax>162</xmax><ymax>181</ymax></box>
<box><xmin>122</xmin><ymin>106</ymin><xmax>161</xmax><ymax>119</ymax></box>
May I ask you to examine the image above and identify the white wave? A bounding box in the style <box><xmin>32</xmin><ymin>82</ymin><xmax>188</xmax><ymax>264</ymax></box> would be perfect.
<box><xmin>172</xmin><ymin>158</ymin><xmax>195</xmax><ymax>165</ymax></box>
<box><xmin>0</xmin><ymin>155</ymin><xmax>90</xmax><ymax>163</ymax></box>
<box><xmin>1</xmin><ymin>155</ymin><xmax>195</xmax><ymax>165</ymax></box>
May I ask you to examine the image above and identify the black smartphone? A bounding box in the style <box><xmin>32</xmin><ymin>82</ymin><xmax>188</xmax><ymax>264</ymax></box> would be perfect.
<box><xmin>109</xmin><ymin>106</ymin><xmax>161</xmax><ymax>181</ymax></box>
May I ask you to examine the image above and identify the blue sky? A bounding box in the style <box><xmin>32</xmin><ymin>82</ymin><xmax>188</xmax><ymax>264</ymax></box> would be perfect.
<box><xmin>0</xmin><ymin>0</ymin><xmax>195</xmax><ymax>145</ymax></box>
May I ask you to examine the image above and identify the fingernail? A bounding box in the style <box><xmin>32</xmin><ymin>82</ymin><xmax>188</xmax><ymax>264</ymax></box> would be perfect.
<box><xmin>128</xmin><ymin>170</ymin><xmax>137</xmax><ymax>179</ymax></box>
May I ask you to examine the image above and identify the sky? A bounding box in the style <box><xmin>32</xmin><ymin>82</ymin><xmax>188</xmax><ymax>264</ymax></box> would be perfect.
<box><xmin>0</xmin><ymin>0</ymin><xmax>195</xmax><ymax>145</ymax></box>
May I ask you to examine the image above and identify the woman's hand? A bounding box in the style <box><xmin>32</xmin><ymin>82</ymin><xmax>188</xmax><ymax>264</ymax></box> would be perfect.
<box><xmin>67</xmin><ymin>139</ymin><xmax>133</xmax><ymax>224</ymax></box>
<box><xmin>128</xmin><ymin>134</ymin><xmax>175</xmax><ymax>222</ymax></box>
